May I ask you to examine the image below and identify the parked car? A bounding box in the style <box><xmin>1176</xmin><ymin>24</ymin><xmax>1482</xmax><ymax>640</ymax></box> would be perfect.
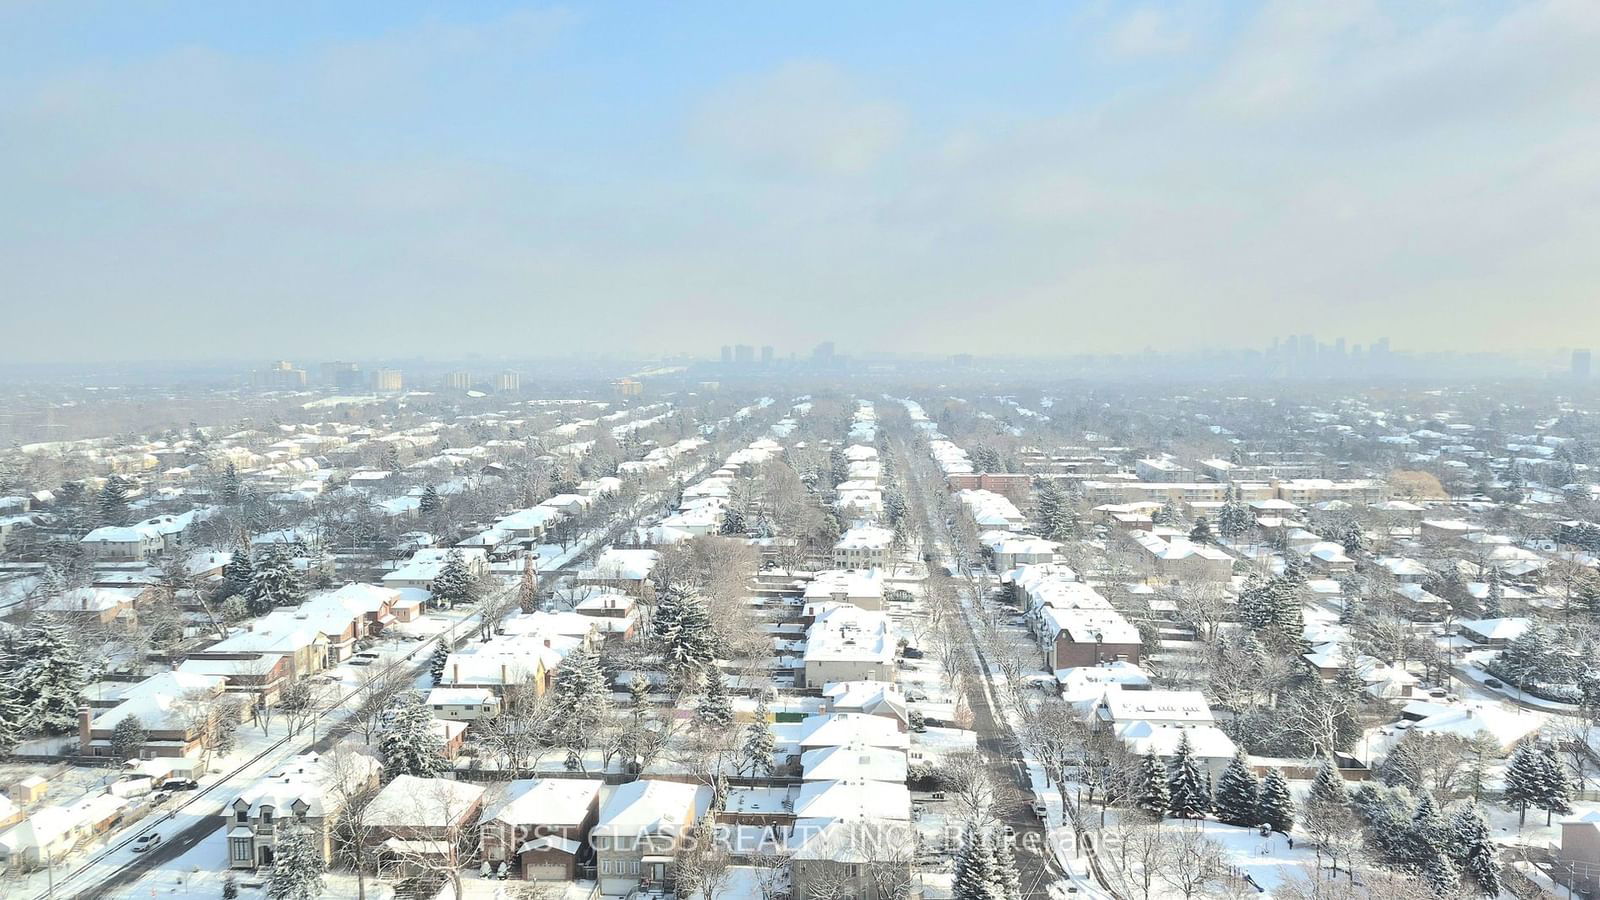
<box><xmin>1484</xmin><ymin>678</ymin><xmax>1503</xmax><ymax>689</ymax></box>
<box><xmin>132</xmin><ymin>833</ymin><xmax>162</xmax><ymax>853</ymax></box>
<box><xmin>164</xmin><ymin>779</ymin><xmax>199</xmax><ymax>791</ymax></box>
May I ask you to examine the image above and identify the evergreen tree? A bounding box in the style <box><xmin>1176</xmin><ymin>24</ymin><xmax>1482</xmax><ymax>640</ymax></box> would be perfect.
<box><xmin>1213</xmin><ymin>751</ymin><xmax>1261</xmax><ymax>826</ymax></box>
<box><xmin>10</xmin><ymin>618</ymin><xmax>87</xmax><ymax>734</ymax></box>
<box><xmin>1307</xmin><ymin>758</ymin><xmax>1349</xmax><ymax>808</ymax></box>
<box><xmin>383</xmin><ymin>444</ymin><xmax>402</xmax><ymax>473</ymax></box>
<box><xmin>1152</xmin><ymin>499</ymin><xmax>1179</xmax><ymax>526</ymax></box>
<box><xmin>1034</xmin><ymin>481</ymin><xmax>1061</xmax><ymax>534</ymax></box>
<box><xmin>719</xmin><ymin>505</ymin><xmax>746</xmax><ymax>536</ymax></box>
<box><xmin>1401</xmin><ymin>792</ymin><xmax>1451</xmax><ymax>874</ymax></box>
<box><xmin>1422</xmin><ymin>852</ymin><xmax>1460</xmax><ymax>899</ymax></box>
<box><xmin>220</xmin><ymin>464</ymin><xmax>242</xmax><ymax>505</ymax></box>
<box><xmin>1494</xmin><ymin>625</ymin><xmax>1551</xmax><ymax>690</ymax></box>
<box><xmin>654</xmin><ymin>589</ymin><xmax>716</xmax><ymax>678</ymax></box>
<box><xmin>1166</xmin><ymin>732</ymin><xmax>1211</xmax><ymax>819</ymax></box>
<box><xmin>96</xmin><ymin>478</ymin><xmax>130</xmax><ymax>527</ymax></box>
<box><xmin>1538</xmin><ymin>744</ymin><xmax>1573</xmax><ymax>825</ymax></box>
<box><xmin>1268</xmin><ymin>577</ymin><xmax>1305</xmax><ymax>635</ymax></box>
<box><xmin>249</xmin><ymin>545</ymin><xmax>304</xmax><ymax>614</ymax></box>
<box><xmin>379</xmin><ymin>693</ymin><xmax>447</xmax><ymax>780</ymax></box>
<box><xmin>1339</xmin><ymin>594</ymin><xmax>1360</xmax><ymax>626</ymax></box>
<box><xmin>429</xmin><ymin>549</ymin><xmax>476</xmax><ymax>609</ymax></box>
<box><xmin>549</xmin><ymin>644</ymin><xmax>610</xmax><ymax>754</ymax></box>
<box><xmin>990</xmin><ymin>825</ymin><xmax>1022</xmax><ymax>900</ymax></box>
<box><xmin>0</xmin><ymin>680</ymin><xmax>24</xmax><ymax>755</ymax></box>
<box><xmin>697</xmin><ymin>670</ymin><xmax>733</xmax><ymax>730</ymax></box>
<box><xmin>953</xmin><ymin>826</ymin><xmax>1002</xmax><ymax>900</ymax></box>
<box><xmin>221</xmin><ymin>545</ymin><xmax>254</xmax><ymax>601</ymax></box>
<box><xmin>1483</xmin><ymin>568</ymin><xmax>1504</xmax><ymax>618</ymax></box>
<box><xmin>1502</xmin><ymin>742</ymin><xmax>1544</xmax><ymax>826</ymax></box>
<box><xmin>1055</xmin><ymin>505</ymin><xmax>1082</xmax><ymax>541</ymax></box>
<box><xmin>1217</xmin><ymin>498</ymin><xmax>1253</xmax><ymax>540</ymax></box>
<box><xmin>1338</xmin><ymin>519</ymin><xmax>1365</xmax><ymax>555</ymax></box>
<box><xmin>222</xmin><ymin>872</ymin><xmax>240</xmax><ymax>900</ymax></box>
<box><xmin>742</xmin><ymin>698</ymin><xmax>775</xmax><ymax>776</ymax></box>
<box><xmin>265</xmin><ymin>823</ymin><xmax>325</xmax><ymax>900</ymax></box>
<box><xmin>971</xmin><ymin>446</ymin><xmax>1003</xmax><ymax>475</ymax></box>
<box><xmin>1449</xmin><ymin>805</ymin><xmax>1501</xmax><ymax>897</ymax></box>
<box><xmin>429</xmin><ymin>642</ymin><xmax>450</xmax><ymax>685</ymax></box>
<box><xmin>1136</xmin><ymin>750</ymin><xmax>1170</xmax><ymax>818</ymax></box>
<box><xmin>1257</xmin><ymin>768</ymin><xmax>1295</xmax><ymax>833</ymax></box>
<box><xmin>1580</xmin><ymin>668</ymin><xmax>1600</xmax><ymax>721</ymax></box>
<box><xmin>1237</xmin><ymin>577</ymin><xmax>1274</xmax><ymax>630</ymax></box>
<box><xmin>418</xmin><ymin>484</ymin><xmax>442</xmax><ymax>516</ymax></box>
<box><xmin>1188</xmin><ymin>517</ymin><xmax>1214</xmax><ymax>545</ymax></box>
<box><xmin>517</xmin><ymin>555</ymin><xmax>539</xmax><ymax>614</ymax></box>
<box><xmin>110</xmin><ymin>715</ymin><xmax>147</xmax><ymax>760</ymax></box>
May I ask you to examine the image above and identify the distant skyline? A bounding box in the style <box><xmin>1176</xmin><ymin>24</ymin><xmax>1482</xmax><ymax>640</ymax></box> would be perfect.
<box><xmin>3</xmin><ymin>1</ymin><xmax>1599</xmax><ymax>362</ymax></box>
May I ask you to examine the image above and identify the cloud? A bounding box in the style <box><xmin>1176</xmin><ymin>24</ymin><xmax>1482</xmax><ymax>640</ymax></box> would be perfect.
<box><xmin>1107</xmin><ymin>8</ymin><xmax>1192</xmax><ymax>57</ymax></box>
<box><xmin>689</xmin><ymin>60</ymin><xmax>907</xmax><ymax>177</ymax></box>
<box><xmin>2</xmin><ymin>2</ymin><xmax>1599</xmax><ymax>361</ymax></box>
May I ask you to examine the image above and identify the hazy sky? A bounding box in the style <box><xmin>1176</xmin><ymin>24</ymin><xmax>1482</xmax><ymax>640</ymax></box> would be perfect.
<box><xmin>2</xmin><ymin>1</ymin><xmax>1598</xmax><ymax>363</ymax></box>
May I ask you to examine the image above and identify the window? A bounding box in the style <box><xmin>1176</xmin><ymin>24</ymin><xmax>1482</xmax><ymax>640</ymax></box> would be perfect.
<box><xmin>230</xmin><ymin>840</ymin><xmax>252</xmax><ymax>863</ymax></box>
<box><xmin>434</xmin><ymin>704</ymin><xmax>444</xmax><ymax>710</ymax></box>
<box><xmin>601</xmin><ymin>860</ymin><xmax>611</xmax><ymax>875</ymax></box>
<box><xmin>630</xmin><ymin>861</ymin><xmax>640</xmax><ymax>875</ymax></box>
<box><xmin>236</xmin><ymin>810</ymin><xmax>248</xmax><ymax>824</ymax></box>
<box><xmin>260</xmin><ymin>808</ymin><xmax>273</xmax><ymax>825</ymax></box>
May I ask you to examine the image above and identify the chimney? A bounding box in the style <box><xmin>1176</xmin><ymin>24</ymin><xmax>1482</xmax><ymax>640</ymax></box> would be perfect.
<box><xmin>543</xmin><ymin>638</ymin><xmax>551</xmax><ymax>648</ymax></box>
<box><xmin>79</xmin><ymin>707</ymin><xmax>93</xmax><ymax>754</ymax></box>
<box><xmin>451</xmin><ymin>663</ymin><xmax>459</xmax><ymax>684</ymax></box>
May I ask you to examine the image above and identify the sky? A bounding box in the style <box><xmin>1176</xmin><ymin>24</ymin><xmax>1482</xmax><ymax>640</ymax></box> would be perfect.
<box><xmin>1</xmin><ymin>0</ymin><xmax>1598</xmax><ymax>363</ymax></box>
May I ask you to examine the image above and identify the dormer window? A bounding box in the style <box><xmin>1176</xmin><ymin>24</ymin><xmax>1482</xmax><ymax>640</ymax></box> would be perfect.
<box><xmin>260</xmin><ymin>806</ymin><xmax>273</xmax><ymax>825</ymax></box>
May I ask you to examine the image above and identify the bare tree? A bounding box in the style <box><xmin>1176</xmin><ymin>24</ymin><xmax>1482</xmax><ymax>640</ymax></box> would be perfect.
<box><xmin>323</xmin><ymin>745</ymin><xmax>382</xmax><ymax>900</ymax></box>
<box><xmin>476</xmin><ymin>585</ymin><xmax>518</xmax><ymax>641</ymax></box>
<box><xmin>1098</xmin><ymin>816</ymin><xmax>1165</xmax><ymax>900</ymax></box>
<box><xmin>386</xmin><ymin>779</ymin><xmax>480</xmax><ymax>900</ymax></box>
<box><xmin>939</xmin><ymin>749</ymin><xmax>999</xmax><ymax>829</ymax></box>
<box><xmin>1155</xmin><ymin>826</ymin><xmax>1227</xmax><ymax>900</ymax></box>
<box><xmin>349</xmin><ymin>663</ymin><xmax>413</xmax><ymax>746</ymax></box>
<box><xmin>749</xmin><ymin>848</ymin><xmax>792</xmax><ymax>900</ymax></box>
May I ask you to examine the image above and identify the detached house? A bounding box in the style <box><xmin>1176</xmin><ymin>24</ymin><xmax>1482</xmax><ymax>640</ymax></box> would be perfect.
<box><xmin>79</xmin><ymin>671</ymin><xmax>227</xmax><ymax>759</ymax></box>
<box><xmin>226</xmin><ymin>751</ymin><xmax>380</xmax><ymax>870</ymax></box>
<box><xmin>592</xmin><ymin>780</ymin><xmax>711</xmax><ymax>896</ymax></box>
<box><xmin>478</xmin><ymin>778</ymin><xmax>601</xmax><ymax>881</ymax></box>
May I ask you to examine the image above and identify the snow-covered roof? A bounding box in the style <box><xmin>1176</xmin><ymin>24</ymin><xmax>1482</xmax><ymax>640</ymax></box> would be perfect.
<box><xmin>478</xmin><ymin>778</ymin><xmax>601</xmax><ymax>828</ymax></box>
<box><xmin>593</xmin><ymin>780</ymin><xmax>708</xmax><ymax>837</ymax></box>
<box><xmin>793</xmin><ymin>779</ymin><xmax>911</xmax><ymax>820</ymax></box>
<box><xmin>786</xmin><ymin>713</ymin><xmax>910</xmax><ymax>751</ymax></box>
<box><xmin>364</xmin><ymin>775</ymin><xmax>485</xmax><ymax>827</ymax></box>
<box><xmin>229</xmin><ymin>752</ymin><xmax>379</xmax><ymax>820</ymax></box>
<box><xmin>800</xmin><ymin>744</ymin><xmax>908</xmax><ymax>783</ymax></box>
<box><xmin>1457</xmin><ymin>617</ymin><xmax>1531</xmax><ymax>642</ymax></box>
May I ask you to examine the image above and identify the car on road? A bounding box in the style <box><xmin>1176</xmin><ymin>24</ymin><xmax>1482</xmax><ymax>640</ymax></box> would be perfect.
<box><xmin>1484</xmin><ymin>678</ymin><xmax>1503</xmax><ymax>689</ymax></box>
<box><xmin>163</xmin><ymin>779</ymin><xmax>199</xmax><ymax>791</ymax></box>
<box><xmin>1031</xmin><ymin>800</ymin><xmax>1048</xmax><ymax>819</ymax></box>
<box><xmin>132</xmin><ymin>832</ymin><xmax>162</xmax><ymax>853</ymax></box>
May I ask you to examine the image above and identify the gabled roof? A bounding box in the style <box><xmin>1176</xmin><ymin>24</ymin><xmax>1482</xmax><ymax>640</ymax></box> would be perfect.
<box><xmin>478</xmin><ymin>778</ymin><xmax>601</xmax><ymax>828</ymax></box>
<box><xmin>593</xmin><ymin>780</ymin><xmax>707</xmax><ymax>837</ymax></box>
